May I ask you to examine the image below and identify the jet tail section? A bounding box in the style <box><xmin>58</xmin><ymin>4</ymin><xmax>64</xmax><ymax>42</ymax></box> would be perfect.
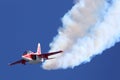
<box><xmin>37</xmin><ymin>43</ymin><xmax>41</xmax><ymax>54</ymax></box>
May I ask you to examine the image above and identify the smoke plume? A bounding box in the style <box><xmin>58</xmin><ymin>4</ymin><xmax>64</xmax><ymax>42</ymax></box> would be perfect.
<box><xmin>42</xmin><ymin>0</ymin><xmax>120</xmax><ymax>70</ymax></box>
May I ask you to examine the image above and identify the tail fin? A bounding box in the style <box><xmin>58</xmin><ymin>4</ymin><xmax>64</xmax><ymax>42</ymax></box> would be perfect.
<box><xmin>37</xmin><ymin>43</ymin><xmax>41</xmax><ymax>55</ymax></box>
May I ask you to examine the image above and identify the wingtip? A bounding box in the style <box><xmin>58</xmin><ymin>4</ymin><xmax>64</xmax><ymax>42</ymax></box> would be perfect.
<box><xmin>8</xmin><ymin>63</ymin><xmax>12</xmax><ymax>66</ymax></box>
<box><xmin>59</xmin><ymin>50</ymin><xmax>63</xmax><ymax>53</ymax></box>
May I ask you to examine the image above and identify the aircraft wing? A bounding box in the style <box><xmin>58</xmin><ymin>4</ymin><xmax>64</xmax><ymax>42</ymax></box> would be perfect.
<box><xmin>40</xmin><ymin>50</ymin><xmax>63</xmax><ymax>59</ymax></box>
<box><xmin>8</xmin><ymin>59</ymin><xmax>26</xmax><ymax>66</ymax></box>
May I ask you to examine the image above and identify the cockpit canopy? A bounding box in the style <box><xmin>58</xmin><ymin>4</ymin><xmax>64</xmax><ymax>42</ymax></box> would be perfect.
<box><xmin>23</xmin><ymin>50</ymin><xmax>33</xmax><ymax>55</ymax></box>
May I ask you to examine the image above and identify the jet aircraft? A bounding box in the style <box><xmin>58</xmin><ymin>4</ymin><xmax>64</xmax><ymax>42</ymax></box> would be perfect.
<box><xmin>9</xmin><ymin>43</ymin><xmax>63</xmax><ymax>66</ymax></box>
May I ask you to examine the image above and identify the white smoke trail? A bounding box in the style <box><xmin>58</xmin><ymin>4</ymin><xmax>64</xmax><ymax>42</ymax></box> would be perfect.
<box><xmin>42</xmin><ymin>0</ymin><xmax>120</xmax><ymax>70</ymax></box>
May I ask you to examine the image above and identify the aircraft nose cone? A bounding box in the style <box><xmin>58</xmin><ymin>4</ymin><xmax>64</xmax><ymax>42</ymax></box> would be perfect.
<box><xmin>22</xmin><ymin>54</ymin><xmax>31</xmax><ymax>58</ymax></box>
<box><xmin>22</xmin><ymin>54</ymin><xmax>32</xmax><ymax>61</ymax></box>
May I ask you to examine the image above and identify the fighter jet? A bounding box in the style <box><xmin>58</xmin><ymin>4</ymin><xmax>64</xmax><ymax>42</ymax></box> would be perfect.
<box><xmin>9</xmin><ymin>43</ymin><xmax>63</xmax><ymax>66</ymax></box>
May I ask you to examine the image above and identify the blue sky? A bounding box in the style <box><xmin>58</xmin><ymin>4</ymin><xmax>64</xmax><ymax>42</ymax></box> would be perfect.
<box><xmin>0</xmin><ymin>0</ymin><xmax>120</xmax><ymax>80</ymax></box>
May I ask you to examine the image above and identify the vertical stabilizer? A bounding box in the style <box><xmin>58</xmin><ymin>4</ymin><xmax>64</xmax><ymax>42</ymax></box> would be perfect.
<box><xmin>37</xmin><ymin>43</ymin><xmax>41</xmax><ymax>54</ymax></box>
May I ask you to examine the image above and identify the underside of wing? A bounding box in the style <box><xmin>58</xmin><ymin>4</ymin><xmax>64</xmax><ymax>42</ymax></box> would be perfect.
<box><xmin>8</xmin><ymin>59</ymin><xmax>26</xmax><ymax>66</ymax></box>
<box><xmin>40</xmin><ymin>50</ymin><xmax>63</xmax><ymax>59</ymax></box>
